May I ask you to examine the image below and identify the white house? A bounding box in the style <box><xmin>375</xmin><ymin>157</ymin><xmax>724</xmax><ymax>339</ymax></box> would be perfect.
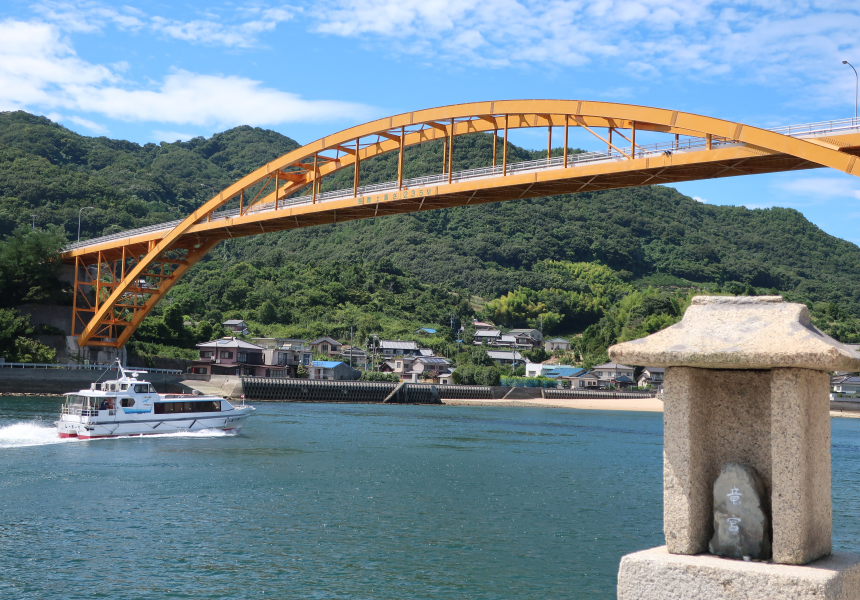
<box><xmin>637</xmin><ymin>367</ymin><xmax>665</xmax><ymax>391</ymax></box>
<box><xmin>487</xmin><ymin>350</ymin><xmax>523</xmax><ymax>365</ymax></box>
<box><xmin>544</xmin><ymin>337</ymin><xmax>571</xmax><ymax>352</ymax></box>
<box><xmin>592</xmin><ymin>362</ymin><xmax>635</xmax><ymax>388</ymax></box>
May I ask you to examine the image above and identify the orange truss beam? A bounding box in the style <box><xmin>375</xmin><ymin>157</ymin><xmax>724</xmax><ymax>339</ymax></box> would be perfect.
<box><xmin>63</xmin><ymin>100</ymin><xmax>860</xmax><ymax>347</ymax></box>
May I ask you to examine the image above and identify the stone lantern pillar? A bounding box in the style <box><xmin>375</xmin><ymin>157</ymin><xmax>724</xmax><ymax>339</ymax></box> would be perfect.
<box><xmin>610</xmin><ymin>296</ymin><xmax>860</xmax><ymax>599</ymax></box>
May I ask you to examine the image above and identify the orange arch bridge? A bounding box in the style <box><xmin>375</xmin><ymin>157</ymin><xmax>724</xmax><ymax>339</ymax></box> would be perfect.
<box><xmin>63</xmin><ymin>100</ymin><xmax>860</xmax><ymax>348</ymax></box>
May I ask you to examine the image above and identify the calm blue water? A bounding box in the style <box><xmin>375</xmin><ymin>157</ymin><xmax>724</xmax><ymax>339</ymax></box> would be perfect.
<box><xmin>1</xmin><ymin>399</ymin><xmax>859</xmax><ymax>599</ymax></box>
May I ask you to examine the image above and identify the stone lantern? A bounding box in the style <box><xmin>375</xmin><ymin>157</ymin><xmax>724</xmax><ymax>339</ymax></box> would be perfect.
<box><xmin>610</xmin><ymin>296</ymin><xmax>860</xmax><ymax>599</ymax></box>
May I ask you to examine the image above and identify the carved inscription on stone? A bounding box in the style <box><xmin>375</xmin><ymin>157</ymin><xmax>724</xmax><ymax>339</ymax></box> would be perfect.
<box><xmin>709</xmin><ymin>462</ymin><xmax>771</xmax><ymax>560</ymax></box>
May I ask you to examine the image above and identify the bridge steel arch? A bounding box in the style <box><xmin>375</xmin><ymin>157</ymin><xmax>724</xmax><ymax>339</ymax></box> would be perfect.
<box><xmin>64</xmin><ymin>100</ymin><xmax>860</xmax><ymax>348</ymax></box>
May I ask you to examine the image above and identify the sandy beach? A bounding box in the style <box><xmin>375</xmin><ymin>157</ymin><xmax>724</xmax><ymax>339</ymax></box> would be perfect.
<box><xmin>443</xmin><ymin>397</ymin><xmax>665</xmax><ymax>412</ymax></box>
<box><xmin>443</xmin><ymin>398</ymin><xmax>860</xmax><ymax>418</ymax></box>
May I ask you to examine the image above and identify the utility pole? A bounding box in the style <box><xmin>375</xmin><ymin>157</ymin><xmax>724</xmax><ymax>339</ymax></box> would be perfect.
<box><xmin>31</xmin><ymin>214</ymin><xmax>36</xmax><ymax>231</ymax></box>
<box><xmin>350</xmin><ymin>325</ymin><xmax>354</xmax><ymax>368</ymax></box>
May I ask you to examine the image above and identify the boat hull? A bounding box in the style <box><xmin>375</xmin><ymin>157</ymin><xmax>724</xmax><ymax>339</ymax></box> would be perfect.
<box><xmin>57</xmin><ymin>410</ymin><xmax>252</xmax><ymax>440</ymax></box>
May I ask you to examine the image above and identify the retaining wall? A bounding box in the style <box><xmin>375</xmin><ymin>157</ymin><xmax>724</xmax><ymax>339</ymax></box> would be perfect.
<box><xmin>242</xmin><ymin>378</ymin><xmax>442</xmax><ymax>404</ymax></box>
<box><xmin>0</xmin><ymin>367</ymin><xmax>189</xmax><ymax>395</ymax></box>
<box><xmin>542</xmin><ymin>389</ymin><xmax>659</xmax><ymax>400</ymax></box>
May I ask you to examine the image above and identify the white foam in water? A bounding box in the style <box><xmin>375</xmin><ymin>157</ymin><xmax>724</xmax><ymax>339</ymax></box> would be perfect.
<box><xmin>0</xmin><ymin>422</ymin><xmax>238</xmax><ymax>448</ymax></box>
<box><xmin>0</xmin><ymin>422</ymin><xmax>73</xmax><ymax>449</ymax></box>
<box><xmin>137</xmin><ymin>428</ymin><xmax>238</xmax><ymax>440</ymax></box>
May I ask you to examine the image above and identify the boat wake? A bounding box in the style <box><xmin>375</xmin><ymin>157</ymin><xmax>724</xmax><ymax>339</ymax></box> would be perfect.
<box><xmin>0</xmin><ymin>422</ymin><xmax>73</xmax><ymax>449</ymax></box>
<box><xmin>136</xmin><ymin>428</ymin><xmax>240</xmax><ymax>440</ymax></box>
<box><xmin>0</xmin><ymin>422</ymin><xmax>239</xmax><ymax>448</ymax></box>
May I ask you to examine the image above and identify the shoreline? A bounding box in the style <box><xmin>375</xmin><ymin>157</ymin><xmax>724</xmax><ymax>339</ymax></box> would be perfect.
<box><xmin>442</xmin><ymin>397</ymin><xmax>665</xmax><ymax>412</ymax></box>
<box><xmin>3</xmin><ymin>393</ymin><xmax>860</xmax><ymax>418</ymax></box>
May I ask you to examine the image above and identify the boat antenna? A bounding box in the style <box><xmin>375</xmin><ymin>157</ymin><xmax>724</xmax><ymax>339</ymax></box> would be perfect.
<box><xmin>93</xmin><ymin>361</ymin><xmax>117</xmax><ymax>384</ymax></box>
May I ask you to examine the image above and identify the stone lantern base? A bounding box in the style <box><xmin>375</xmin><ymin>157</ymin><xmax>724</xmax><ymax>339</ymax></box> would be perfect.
<box><xmin>618</xmin><ymin>547</ymin><xmax>860</xmax><ymax>600</ymax></box>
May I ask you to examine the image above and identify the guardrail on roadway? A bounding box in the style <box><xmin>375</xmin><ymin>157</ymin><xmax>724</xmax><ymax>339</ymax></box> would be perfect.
<box><xmin>0</xmin><ymin>362</ymin><xmax>182</xmax><ymax>374</ymax></box>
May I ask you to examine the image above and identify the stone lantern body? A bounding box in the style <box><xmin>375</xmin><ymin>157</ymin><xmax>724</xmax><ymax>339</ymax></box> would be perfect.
<box><xmin>610</xmin><ymin>296</ymin><xmax>860</xmax><ymax>600</ymax></box>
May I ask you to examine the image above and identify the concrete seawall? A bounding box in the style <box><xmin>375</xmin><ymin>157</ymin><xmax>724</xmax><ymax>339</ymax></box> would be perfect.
<box><xmin>0</xmin><ymin>368</ymin><xmax>193</xmax><ymax>395</ymax></box>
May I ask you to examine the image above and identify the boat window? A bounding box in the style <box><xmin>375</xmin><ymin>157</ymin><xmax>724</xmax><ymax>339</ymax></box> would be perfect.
<box><xmin>134</xmin><ymin>384</ymin><xmax>151</xmax><ymax>393</ymax></box>
<box><xmin>66</xmin><ymin>394</ymin><xmax>85</xmax><ymax>407</ymax></box>
<box><xmin>120</xmin><ymin>398</ymin><xmax>135</xmax><ymax>408</ymax></box>
<box><xmin>121</xmin><ymin>384</ymin><xmax>128</xmax><ymax>390</ymax></box>
<box><xmin>154</xmin><ymin>401</ymin><xmax>221</xmax><ymax>414</ymax></box>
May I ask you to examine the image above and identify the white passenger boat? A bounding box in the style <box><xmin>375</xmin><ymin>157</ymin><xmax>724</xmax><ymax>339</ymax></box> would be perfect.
<box><xmin>56</xmin><ymin>361</ymin><xmax>254</xmax><ymax>439</ymax></box>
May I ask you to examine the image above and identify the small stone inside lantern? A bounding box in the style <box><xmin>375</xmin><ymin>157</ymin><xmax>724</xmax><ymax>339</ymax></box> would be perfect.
<box><xmin>709</xmin><ymin>462</ymin><xmax>771</xmax><ymax>561</ymax></box>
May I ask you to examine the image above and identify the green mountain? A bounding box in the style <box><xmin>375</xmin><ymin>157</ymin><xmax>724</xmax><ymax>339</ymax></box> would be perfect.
<box><xmin>2</xmin><ymin>110</ymin><xmax>860</xmax><ymax>363</ymax></box>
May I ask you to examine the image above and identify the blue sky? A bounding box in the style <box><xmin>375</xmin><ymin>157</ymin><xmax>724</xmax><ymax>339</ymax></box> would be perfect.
<box><xmin>2</xmin><ymin>1</ymin><xmax>860</xmax><ymax>242</ymax></box>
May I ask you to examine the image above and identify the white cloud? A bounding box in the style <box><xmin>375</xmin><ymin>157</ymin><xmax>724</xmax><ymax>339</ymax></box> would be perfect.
<box><xmin>774</xmin><ymin>176</ymin><xmax>860</xmax><ymax>201</ymax></box>
<box><xmin>34</xmin><ymin>1</ymin><xmax>297</xmax><ymax>48</ymax></box>
<box><xmin>692</xmin><ymin>196</ymin><xmax>707</xmax><ymax>203</ymax></box>
<box><xmin>69</xmin><ymin>70</ymin><xmax>373</xmax><ymax>127</ymax></box>
<box><xmin>0</xmin><ymin>18</ymin><xmax>373</xmax><ymax>129</ymax></box>
<box><xmin>153</xmin><ymin>130</ymin><xmax>197</xmax><ymax>142</ymax></box>
<box><xmin>309</xmin><ymin>0</ymin><xmax>860</xmax><ymax>104</ymax></box>
<box><xmin>67</xmin><ymin>115</ymin><xmax>109</xmax><ymax>134</ymax></box>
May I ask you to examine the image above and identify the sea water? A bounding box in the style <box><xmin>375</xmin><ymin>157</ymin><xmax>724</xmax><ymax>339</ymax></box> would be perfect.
<box><xmin>1</xmin><ymin>397</ymin><xmax>859</xmax><ymax>599</ymax></box>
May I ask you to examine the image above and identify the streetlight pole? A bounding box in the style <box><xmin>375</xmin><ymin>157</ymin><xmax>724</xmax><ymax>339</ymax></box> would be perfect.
<box><xmin>844</xmin><ymin>60</ymin><xmax>859</xmax><ymax>120</ymax></box>
<box><xmin>78</xmin><ymin>206</ymin><xmax>94</xmax><ymax>242</ymax></box>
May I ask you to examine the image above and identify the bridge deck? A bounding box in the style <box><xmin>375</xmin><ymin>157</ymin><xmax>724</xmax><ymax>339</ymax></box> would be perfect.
<box><xmin>64</xmin><ymin>118</ymin><xmax>860</xmax><ymax>261</ymax></box>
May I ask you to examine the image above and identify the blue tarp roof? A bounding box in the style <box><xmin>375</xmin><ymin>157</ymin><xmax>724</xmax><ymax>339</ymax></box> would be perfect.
<box><xmin>313</xmin><ymin>361</ymin><xmax>344</xmax><ymax>368</ymax></box>
<box><xmin>417</xmin><ymin>327</ymin><xmax>437</xmax><ymax>334</ymax></box>
<box><xmin>546</xmin><ymin>367</ymin><xmax>586</xmax><ymax>377</ymax></box>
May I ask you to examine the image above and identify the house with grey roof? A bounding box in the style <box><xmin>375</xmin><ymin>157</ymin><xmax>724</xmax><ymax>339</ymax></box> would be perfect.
<box><xmin>592</xmin><ymin>362</ymin><xmax>635</xmax><ymax>388</ymax></box>
<box><xmin>379</xmin><ymin>340</ymin><xmax>421</xmax><ymax>357</ymax></box>
<box><xmin>544</xmin><ymin>337</ymin><xmax>571</xmax><ymax>353</ymax></box>
<box><xmin>473</xmin><ymin>330</ymin><xmax>501</xmax><ymax>344</ymax></box>
<box><xmin>508</xmin><ymin>328</ymin><xmax>543</xmax><ymax>347</ymax></box>
<box><xmin>487</xmin><ymin>350</ymin><xmax>524</xmax><ymax>365</ymax></box>
<box><xmin>193</xmin><ymin>337</ymin><xmax>285</xmax><ymax>377</ymax></box>
<box><xmin>310</xmin><ymin>360</ymin><xmax>361</xmax><ymax>381</ymax></box>
<box><xmin>637</xmin><ymin>367</ymin><xmax>665</xmax><ymax>391</ymax></box>
<box><xmin>222</xmin><ymin>319</ymin><xmax>249</xmax><ymax>335</ymax></box>
<box><xmin>404</xmin><ymin>356</ymin><xmax>453</xmax><ymax>383</ymax></box>
<box><xmin>569</xmin><ymin>371</ymin><xmax>600</xmax><ymax>389</ymax></box>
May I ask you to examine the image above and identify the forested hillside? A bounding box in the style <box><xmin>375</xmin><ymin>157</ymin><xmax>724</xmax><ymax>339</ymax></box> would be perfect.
<box><xmin>2</xmin><ymin>110</ymin><xmax>860</xmax><ymax>364</ymax></box>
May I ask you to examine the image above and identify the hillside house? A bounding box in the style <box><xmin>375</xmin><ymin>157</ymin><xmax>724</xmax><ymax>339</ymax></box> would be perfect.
<box><xmin>310</xmin><ymin>361</ymin><xmax>360</xmax><ymax>381</ymax></box>
<box><xmin>487</xmin><ymin>350</ymin><xmax>523</xmax><ymax>366</ymax></box>
<box><xmin>525</xmin><ymin>362</ymin><xmax>577</xmax><ymax>377</ymax></box>
<box><xmin>250</xmin><ymin>337</ymin><xmax>313</xmax><ymax>376</ymax></box>
<box><xmin>474</xmin><ymin>330</ymin><xmax>501</xmax><ymax>345</ymax></box>
<box><xmin>569</xmin><ymin>371</ymin><xmax>600</xmax><ymax>388</ymax></box>
<box><xmin>593</xmin><ymin>362</ymin><xmax>635</xmax><ymax>389</ymax></box>
<box><xmin>637</xmin><ymin>367</ymin><xmax>665</xmax><ymax>391</ymax></box>
<box><xmin>403</xmin><ymin>357</ymin><xmax>452</xmax><ymax>383</ymax></box>
<box><xmin>472</xmin><ymin>320</ymin><xmax>496</xmax><ymax>331</ymax></box>
<box><xmin>339</xmin><ymin>345</ymin><xmax>369</xmax><ymax>368</ymax></box>
<box><xmin>832</xmin><ymin>375</ymin><xmax>860</xmax><ymax>396</ymax></box>
<box><xmin>222</xmin><ymin>319</ymin><xmax>249</xmax><ymax>335</ymax></box>
<box><xmin>379</xmin><ymin>340</ymin><xmax>421</xmax><ymax>358</ymax></box>
<box><xmin>545</xmin><ymin>367</ymin><xmax>586</xmax><ymax>381</ymax></box>
<box><xmin>193</xmin><ymin>338</ymin><xmax>287</xmax><ymax>377</ymax></box>
<box><xmin>544</xmin><ymin>337</ymin><xmax>571</xmax><ymax>352</ymax></box>
<box><xmin>308</xmin><ymin>337</ymin><xmax>342</xmax><ymax>358</ymax></box>
<box><xmin>508</xmin><ymin>328</ymin><xmax>543</xmax><ymax>347</ymax></box>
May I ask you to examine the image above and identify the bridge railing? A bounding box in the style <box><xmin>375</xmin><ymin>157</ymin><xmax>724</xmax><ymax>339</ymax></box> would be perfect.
<box><xmin>0</xmin><ymin>362</ymin><xmax>182</xmax><ymax>374</ymax></box>
<box><xmin>64</xmin><ymin>117</ymin><xmax>860</xmax><ymax>254</ymax></box>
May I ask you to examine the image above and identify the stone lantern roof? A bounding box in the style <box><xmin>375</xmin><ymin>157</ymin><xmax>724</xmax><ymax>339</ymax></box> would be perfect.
<box><xmin>609</xmin><ymin>296</ymin><xmax>860</xmax><ymax>372</ymax></box>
